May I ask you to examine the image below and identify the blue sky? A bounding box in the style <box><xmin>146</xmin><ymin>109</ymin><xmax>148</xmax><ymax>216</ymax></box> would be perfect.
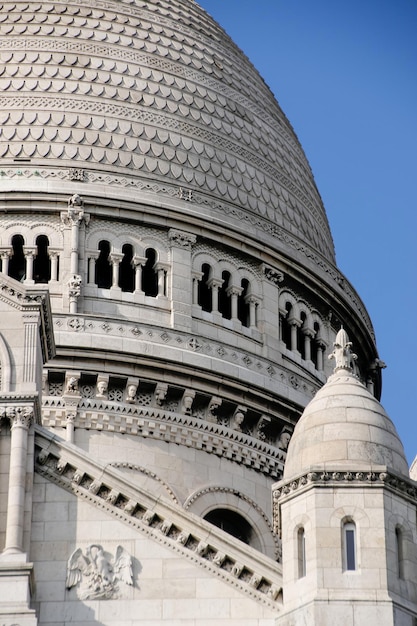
<box><xmin>198</xmin><ymin>1</ymin><xmax>417</xmax><ymax>463</ymax></box>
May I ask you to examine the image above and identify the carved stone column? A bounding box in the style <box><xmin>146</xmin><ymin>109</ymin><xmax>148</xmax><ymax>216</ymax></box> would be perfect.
<box><xmin>192</xmin><ymin>270</ymin><xmax>203</xmax><ymax>305</ymax></box>
<box><xmin>110</xmin><ymin>252</ymin><xmax>123</xmax><ymax>290</ymax></box>
<box><xmin>303</xmin><ymin>328</ymin><xmax>315</xmax><ymax>362</ymax></box>
<box><xmin>0</xmin><ymin>250</ymin><xmax>10</xmax><ymax>275</ymax></box>
<box><xmin>247</xmin><ymin>295</ymin><xmax>260</xmax><ymax>329</ymax></box>
<box><xmin>316</xmin><ymin>340</ymin><xmax>326</xmax><ymax>371</ymax></box>
<box><xmin>133</xmin><ymin>255</ymin><xmax>145</xmax><ymax>293</ymax></box>
<box><xmin>288</xmin><ymin>318</ymin><xmax>301</xmax><ymax>352</ymax></box>
<box><xmin>3</xmin><ymin>406</ymin><xmax>33</xmax><ymax>556</ymax></box>
<box><xmin>208</xmin><ymin>278</ymin><xmax>223</xmax><ymax>313</ymax></box>
<box><xmin>87</xmin><ymin>251</ymin><xmax>99</xmax><ymax>285</ymax></box>
<box><xmin>49</xmin><ymin>250</ymin><xmax>59</xmax><ymax>282</ymax></box>
<box><xmin>156</xmin><ymin>263</ymin><xmax>169</xmax><ymax>297</ymax></box>
<box><xmin>228</xmin><ymin>285</ymin><xmax>242</xmax><ymax>321</ymax></box>
<box><xmin>23</xmin><ymin>248</ymin><xmax>36</xmax><ymax>284</ymax></box>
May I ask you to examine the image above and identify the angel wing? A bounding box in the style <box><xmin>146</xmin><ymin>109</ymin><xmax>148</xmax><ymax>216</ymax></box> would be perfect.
<box><xmin>66</xmin><ymin>547</ymin><xmax>90</xmax><ymax>589</ymax></box>
<box><xmin>113</xmin><ymin>545</ymin><xmax>133</xmax><ymax>586</ymax></box>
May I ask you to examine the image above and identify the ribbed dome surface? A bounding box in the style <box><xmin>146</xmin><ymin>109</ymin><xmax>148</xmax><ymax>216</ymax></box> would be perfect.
<box><xmin>284</xmin><ymin>371</ymin><xmax>409</xmax><ymax>478</ymax></box>
<box><xmin>0</xmin><ymin>0</ymin><xmax>335</xmax><ymax>261</ymax></box>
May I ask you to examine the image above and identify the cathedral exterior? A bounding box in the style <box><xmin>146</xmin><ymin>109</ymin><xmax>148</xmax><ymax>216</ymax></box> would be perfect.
<box><xmin>0</xmin><ymin>1</ymin><xmax>416</xmax><ymax>624</ymax></box>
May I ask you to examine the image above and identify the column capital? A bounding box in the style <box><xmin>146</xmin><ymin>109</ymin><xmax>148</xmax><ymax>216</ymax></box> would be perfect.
<box><xmin>109</xmin><ymin>252</ymin><xmax>123</xmax><ymax>264</ymax></box>
<box><xmin>227</xmin><ymin>285</ymin><xmax>243</xmax><ymax>297</ymax></box>
<box><xmin>1</xmin><ymin>405</ymin><xmax>34</xmax><ymax>429</ymax></box>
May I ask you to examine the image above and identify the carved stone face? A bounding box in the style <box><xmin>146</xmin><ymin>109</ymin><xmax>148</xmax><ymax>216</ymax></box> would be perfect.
<box><xmin>234</xmin><ymin>411</ymin><xmax>245</xmax><ymax>426</ymax></box>
<box><xmin>127</xmin><ymin>385</ymin><xmax>136</xmax><ymax>399</ymax></box>
<box><xmin>279</xmin><ymin>432</ymin><xmax>291</xmax><ymax>450</ymax></box>
<box><xmin>183</xmin><ymin>395</ymin><xmax>193</xmax><ymax>411</ymax></box>
<box><xmin>97</xmin><ymin>381</ymin><xmax>107</xmax><ymax>395</ymax></box>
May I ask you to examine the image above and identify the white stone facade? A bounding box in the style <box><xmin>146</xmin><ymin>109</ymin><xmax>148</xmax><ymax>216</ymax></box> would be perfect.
<box><xmin>0</xmin><ymin>1</ymin><xmax>415</xmax><ymax>625</ymax></box>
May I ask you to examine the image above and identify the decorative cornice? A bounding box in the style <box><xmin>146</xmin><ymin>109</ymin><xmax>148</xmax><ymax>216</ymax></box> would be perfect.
<box><xmin>272</xmin><ymin>469</ymin><xmax>417</xmax><ymax>536</ymax></box>
<box><xmin>34</xmin><ymin>425</ymin><xmax>282</xmax><ymax>609</ymax></box>
<box><xmin>52</xmin><ymin>314</ymin><xmax>320</xmax><ymax>398</ymax></box>
<box><xmin>273</xmin><ymin>469</ymin><xmax>417</xmax><ymax>509</ymax></box>
<box><xmin>42</xmin><ymin>402</ymin><xmax>285</xmax><ymax>480</ymax></box>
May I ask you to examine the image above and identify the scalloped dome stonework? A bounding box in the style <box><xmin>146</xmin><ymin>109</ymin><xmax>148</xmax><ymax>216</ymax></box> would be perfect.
<box><xmin>0</xmin><ymin>0</ymin><xmax>334</xmax><ymax>261</ymax></box>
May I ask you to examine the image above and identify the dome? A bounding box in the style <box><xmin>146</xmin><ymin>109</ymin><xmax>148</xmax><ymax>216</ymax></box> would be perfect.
<box><xmin>284</xmin><ymin>330</ymin><xmax>408</xmax><ymax>478</ymax></box>
<box><xmin>0</xmin><ymin>0</ymin><xmax>334</xmax><ymax>262</ymax></box>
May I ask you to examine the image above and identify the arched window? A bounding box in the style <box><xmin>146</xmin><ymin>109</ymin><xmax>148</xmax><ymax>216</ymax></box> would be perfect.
<box><xmin>311</xmin><ymin>322</ymin><xmax>320</xmax><ymax>368</ymax></box>
<box><xmin>198</xmin><ymin>263</ymin><xmax>212</xmax><ymax>312</ymax></box>
<box><xmin>238</xmin><ymin>278</ymin><xmax>250</xmax><ymax>327</ymax></box>
<box><xmin>297</xmin><ymin>311</ymin><xmax>306</xmax><ymax>359</ymax></box>
<box><xmin>142</xmin><ymin>248</ymin><xmax>158</xmax><ymax>297</ymax></box>
<box><xmin>396</xmin><ymin>526</ymin><xmax>405</xmax><ymax>579</ymax></box>
<box><xmin>119</xmin><ymin>243</ymin><xmax>135</xmax><ymax>293</ymax></box>
<box><xmin>34</xmin><ymin>235</ymin><xmax>51</xmax><ymax>283</ymax></box>
<box><xmin>218</xmin><ymin>271</ymin><xmax>231</xmax><ymax>319</ymax></box>
<box><xmin>298</xmin><ymin>527</ymin><xmax>306</xmax><ymax>578</ymax></box>
<box><xmin>204</xmin><ymin>509</ymin><xmax>255</xmax><ymax>546</ymax></box>
<box><xmin>95</xmin><ymin>240</ymin><xmax>112</xmax><ymax>289</ymax></box>
<box><xmin>281</xmin><ymin>302</ymin><xmax>292</xmax><ymax>350</ymax></box>
<box><xmin>8</xmin><ymin>235</ymin><xmax>26</xmax><ymax>282</ymax></box>
<box><xmin>343</xmin><ymin>521</ymin><xmax>357</xmax><ymax>571</ymax></box>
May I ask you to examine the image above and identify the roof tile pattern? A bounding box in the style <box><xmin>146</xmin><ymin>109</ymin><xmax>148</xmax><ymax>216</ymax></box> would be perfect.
<box><xmin>0</xmin><ymin>0</ymin><xmax>335</xmax><ymax>260</ymax></box>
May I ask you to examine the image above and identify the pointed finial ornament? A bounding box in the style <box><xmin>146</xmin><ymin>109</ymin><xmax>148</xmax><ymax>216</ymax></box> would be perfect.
<box><xmin>328</xmin><ymin>327</ymin><xmax>358</xmax><ymax>373</ymax></box>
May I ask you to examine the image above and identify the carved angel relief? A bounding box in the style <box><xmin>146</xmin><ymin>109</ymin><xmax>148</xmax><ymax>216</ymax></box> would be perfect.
<box><xmin>66</xmin><ymin>544</ymin><xmax>133</xmax><ymax>600</ymax></box>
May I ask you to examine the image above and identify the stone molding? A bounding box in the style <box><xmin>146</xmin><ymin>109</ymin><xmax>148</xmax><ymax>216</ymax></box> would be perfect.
<box><xmin>52</xmin><ymin>314</ymin><xmax>319</xmax><ymax>398</ymax></box>
<box><xmin>34</xmin><ymin>425</ymin><xmax>282</xmax><ymax>608</ymax></box>
<box><xmin>272</xmin><ymin>468</ymin><xmax>417</xmax><ymax>534</ymax></box>
<box><xmin>42</xmin><ymin>401</ymin><xmax>285</xmax><ymax>479</ymax></box>
<box><xmin>0</xmin><ymin>168</ymin><xmax>374</xmax><ymax>337</ymax></box>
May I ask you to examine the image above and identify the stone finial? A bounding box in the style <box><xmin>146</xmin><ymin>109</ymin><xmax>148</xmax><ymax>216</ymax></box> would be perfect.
<box><xmin>328</xmin><ymin>327</ymin><xmax>357</xmax><ymax>373</ymax></box>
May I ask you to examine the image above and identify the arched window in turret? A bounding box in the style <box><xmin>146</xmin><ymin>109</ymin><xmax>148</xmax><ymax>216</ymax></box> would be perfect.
<box><xmin>218</xmin><ymin>271</ymin><xmax>231</xmax><ymax>320</ymax></box>
<box><xmin>395</xmin><ymin>526</ymin><xmax>405</xmax><ymax>579</ymax></box>
<box><xmin>298</xmin><ymin>527</ymin><xmax>306</xmax><ymax>578</ymax></box>
<box><xmin>119</xmin><ymin>243</ymin><xmax>135</xmax><ymax>293</ymax></box>
<box><xmin>238</xmin><ymin>278</ymin><xmax>250</xmax><ymax>327</ymax></box>
<box><xmin>8</xmin><ymin>235</ymin><xmax>26</xmax><ymax>282</ymax></box>
<box><xmin>198</xmin><ymin>263</ymin><xmax>212</xmax><ymax>312</ymax></box>
<box><xmin>95</xmin><ymin>240</ymin><xmax>112</xmax><ymax>289</ymax></box>
<box><xmin>34</xmin><ymin>235</ymin><xmax>51</xmax><ymax>283</ymax></box>
<box><xmin>142</xmin><ymin>248</ymin><xmax>158</xmax><ymax>297</ymax></box>
<box><xmin>343</xmin><ymin>521</ymin><xmax>357</xmax><ymax>571</ymax></box>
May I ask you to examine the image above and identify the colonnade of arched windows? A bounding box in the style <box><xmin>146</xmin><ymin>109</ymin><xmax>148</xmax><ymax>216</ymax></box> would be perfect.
<box><xmin>0</xmin><ymin>234</ymin><xmax>58</xmax><ymax>283</ymax></box>
<box><xmin>90</xmin><ymin>241</ymin><xmax>165</xmax><ymax>297</ymax></box>
<box><xmin>193</xmin><ymin>261</ymin><xmax>259</xmax><ymax>329</ymax></box>
<box><xmin>279</xmin><ymin>295</ymin><xmax>326</xmax><ymax>371</ymax></box>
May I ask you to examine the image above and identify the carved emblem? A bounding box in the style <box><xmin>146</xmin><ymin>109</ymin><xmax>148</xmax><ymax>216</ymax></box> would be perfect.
<box><xmin>66</xmin><ymin>545</ymin><xmax>133</xmax><ymax>600</ymax></box>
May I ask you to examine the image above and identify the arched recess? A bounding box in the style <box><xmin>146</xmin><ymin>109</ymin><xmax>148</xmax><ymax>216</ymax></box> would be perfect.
<box><xmin>109</xmin><ymin>462</ymin><xmax>180</xmax><ymax>504</ymax></box>
<box><xmin>0</xmin><ymin>332</ymin><xmax>12</xmax><ymax>392</ymax></box>
<box><xmin>183</xmin><ymin>486</ymin><xmax>279</xmax><ymax>560</ymax></box>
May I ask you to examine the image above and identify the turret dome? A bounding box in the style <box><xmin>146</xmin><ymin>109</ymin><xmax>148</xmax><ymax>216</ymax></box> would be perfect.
<box><xmin>284</xmin><ymin>329</ymin><xmax>409</xmax><ymax>478</ymax></box>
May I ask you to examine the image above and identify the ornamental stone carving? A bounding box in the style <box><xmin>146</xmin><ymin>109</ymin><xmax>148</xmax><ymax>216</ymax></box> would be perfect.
<box><xmin>168</xmin><ymin>229</ymin><xmax>197</xmax><ymax>250</ymax></box>
<box><xmin>263</xmin><ymin>265</ymin><xmax>284</xmax><ymax>285</ymax></box>
<box><xmin>66</xmin><ymin>545</ymin><xmax>133</xmax><ymax>600</ymax></box>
